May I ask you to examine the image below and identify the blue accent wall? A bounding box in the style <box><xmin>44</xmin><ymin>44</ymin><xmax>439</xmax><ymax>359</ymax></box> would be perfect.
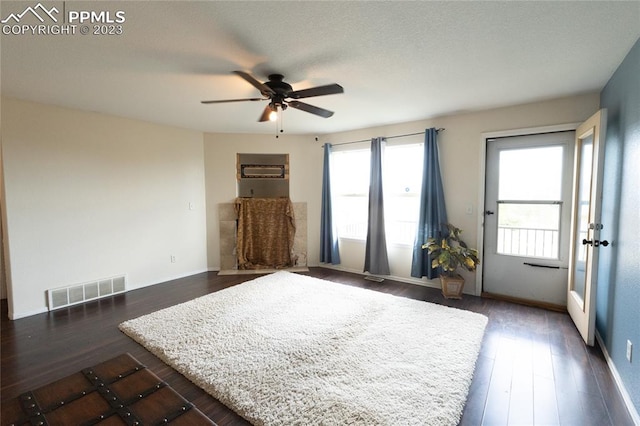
<box><xmin>598</xmin><ymin>37</ymin><xmax>640</xmax><ymax>415</ymax></box>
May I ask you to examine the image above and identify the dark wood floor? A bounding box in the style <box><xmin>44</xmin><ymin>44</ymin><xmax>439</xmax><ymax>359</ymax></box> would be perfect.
<box><xmin>1</xmin><ymin>268</ymin><xmax>634</xmax><ymax>425</ymax></box>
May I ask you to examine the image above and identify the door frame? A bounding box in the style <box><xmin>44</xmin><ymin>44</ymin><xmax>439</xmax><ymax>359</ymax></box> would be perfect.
<box><xmin>475</xmin><ymin>123</ymin><xmax>582</xmax><ymax>296</ymax></box>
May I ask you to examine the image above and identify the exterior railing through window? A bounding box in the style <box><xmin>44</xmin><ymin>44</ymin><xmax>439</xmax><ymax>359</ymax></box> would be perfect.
<box><xmin>497</xmin><ymin>226</ymin><xmax>559</xmax><ymax>259</ymax></box>
<box><xmin>340</xmin><ymin>220</ymin><xmax>417</xmax><ymax>245</ymax></box>
<box><xmin>339</xmin><ymin>223</ymin><xmax>565</xmax><ymax>256</ymax></box>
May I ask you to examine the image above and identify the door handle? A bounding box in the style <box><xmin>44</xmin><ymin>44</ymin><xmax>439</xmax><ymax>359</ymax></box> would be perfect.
<box><xmin>484</xmin><ymin>210</ymin><xmax>494</xmax><ymax>215</ymax></box>
<box><xmin>582</xmin><ymin>239</ymin><xmax>609</xmax><ymax>247</ymax></box>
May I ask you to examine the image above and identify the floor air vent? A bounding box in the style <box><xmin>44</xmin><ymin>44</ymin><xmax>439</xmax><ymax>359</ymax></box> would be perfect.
<box><xmin>48</xmin><ymin>275</ymin><xmax>127</xmax><ymax>311</ymax></box>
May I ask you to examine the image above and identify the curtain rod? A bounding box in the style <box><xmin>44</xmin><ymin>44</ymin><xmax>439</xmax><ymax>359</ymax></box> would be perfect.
<box><xmin>322</xmin><ymin>128</ymin><xmax>445</xmax><ymax>148</ymax></box>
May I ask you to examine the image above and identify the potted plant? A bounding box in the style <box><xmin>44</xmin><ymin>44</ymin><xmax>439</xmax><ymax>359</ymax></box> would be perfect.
<box><xmin>423</xmin><ymin>223</ymin><xmax>480</xmax><ymax>299</ymax></box>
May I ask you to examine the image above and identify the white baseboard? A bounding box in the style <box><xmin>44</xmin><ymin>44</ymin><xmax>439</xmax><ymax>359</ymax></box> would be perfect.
<box><xmin>9</xmin><ymin>306</ymin><xmax>48</xmax><ymax>320</ymax></box>
<box><xmin>595</xmin><ymin>330</ymin><xmax>640</xmax><ymax>425</ymax></box>
<box><xmin>133</xmin><ymin>269</ymin><xmax>210</xmax><ymax>290</ymax></box>
<box><xmin>165</xmin><ymin>268</ymin><xmax>210</xmax><ymax>282</ymax></box>
<box><xmin>217</xmin><ymin>267</ymin><xmax>309</xmax><ymax>276</ymax></box>
<box><xmin>318</xmin><ymin>264</ymin><xmax>445</xmax><ymax>291</ymax></box>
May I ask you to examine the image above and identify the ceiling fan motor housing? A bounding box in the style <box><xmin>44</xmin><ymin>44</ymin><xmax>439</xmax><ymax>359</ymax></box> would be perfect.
<box><xmin>264</xmin><ymin>74</ymin><xmax>293</xmax><ymax>96</ymax></box>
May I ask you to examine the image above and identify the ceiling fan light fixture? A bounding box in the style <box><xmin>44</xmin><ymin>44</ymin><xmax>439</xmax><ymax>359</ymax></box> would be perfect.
<box><xmin>268</xmin><ymin>106</ymin><xmax>278</xmax><ymax>122</ymax></box>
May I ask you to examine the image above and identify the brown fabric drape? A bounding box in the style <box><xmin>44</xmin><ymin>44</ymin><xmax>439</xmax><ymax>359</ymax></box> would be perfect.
<box><xmin>235</xmin><ymin>197</ymin><xmax>296</xmax><ymax>270</ymax></box>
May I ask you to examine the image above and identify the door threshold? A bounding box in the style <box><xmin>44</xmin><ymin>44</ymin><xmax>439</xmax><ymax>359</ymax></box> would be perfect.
<box><xmin>482</xmin><ymin>292</ymin><xmax>567</xmax><ymax>313</ymax></box>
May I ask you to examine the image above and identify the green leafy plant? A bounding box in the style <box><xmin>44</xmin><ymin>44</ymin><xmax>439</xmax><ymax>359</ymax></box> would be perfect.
<box><xmin>422</xmin><ymin>223</ymin><xmax>480</xmax><ymax>277</ymax></box>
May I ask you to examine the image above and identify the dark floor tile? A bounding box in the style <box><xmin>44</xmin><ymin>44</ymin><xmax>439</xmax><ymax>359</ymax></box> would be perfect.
<box><xmin>532</xmin><ymin>340</ymin><xmax>554</xmax><ymax>380</ymax></box>
<box><xmin>507</xmin><ymin>353</ymin><xmax>534</xmax><ymax>425</ymax></box>
<box><xmin>482</xmin><ymin>357</ymin><xmax>512</xmax><ymax>425</ymax></box>
<box><xmin>533</xmin><ymin>374</ymin><xmax>560</xmax><ymax>425</ymax></box>
<box><xmin>555</xmin><ymin>387</ymin><xmax>588</xmax><ymax>426</ymax></box>
<box><xmin>580</xmin><ymin>390</ymin><xmax>613</xmax><ymax>426</ymax></box>
<box><xmin>461</xmin><ymin>355</ymin><xmax>494</xmax><ymax>426</ymax></box>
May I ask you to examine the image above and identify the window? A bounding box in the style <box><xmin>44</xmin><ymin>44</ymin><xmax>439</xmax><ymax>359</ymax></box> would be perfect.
<box><xmin>331</xmin><ymin>149</ymin><xmax>370</xmax><ymax>240</ymax></box>
<box><xmin>383</xmin><ymin>144</ymin><xmax>423</xmax><ymax>245</ymax></box>
<box><xmin>331</xmin><ymin>143</ymin><xmax>424</xmax><ymax>245</ymax></box>
<box><xmin>496</xmin><ymin>145</ymin><xmax>564</xmax><ymax>258</ymax></box>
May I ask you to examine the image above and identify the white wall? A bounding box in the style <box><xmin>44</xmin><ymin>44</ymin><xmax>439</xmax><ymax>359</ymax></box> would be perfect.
<box><xmin>0</xmin><ymin>143</ymin><xmax>7</xmax><ymax>300</ymax></box>
<box><xmin>323</xmin><ymin>93</ymin><xmax>601</xmax><ymax>291</ymax></box>
<box><xmin>0</xmin><ymin>93</ymin><xmax>601</xmax><ymax>319</ymax></box>
<box><xmin>203</xmin><ymin>132</ymin><xmax>323</xmax><ymax>270</ymax></box>
<box><xmin>1</xmin><ymin>98</ymin><xmax>208</xmax><ymax>319</ymax></box>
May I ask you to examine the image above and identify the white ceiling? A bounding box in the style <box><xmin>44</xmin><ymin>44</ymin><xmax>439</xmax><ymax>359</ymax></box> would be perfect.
<box><xmin>2</xmin><ymin>1</ymin><xmax>639</xmax><ymax>135</ymax></box>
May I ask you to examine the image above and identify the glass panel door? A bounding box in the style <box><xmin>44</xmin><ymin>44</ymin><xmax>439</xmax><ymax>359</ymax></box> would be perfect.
<box><xmin>483</xmin><ymin>132</ymin><xmax>574</xmax><ymax>306</ymax></box>
<box><xmin>567</xmin><ymin>109</ymin><xmax>606</xmax><ymax>346</ymax></box>
<box><xmin>570</xmin><ymin>134</ymin><xmax>593</xmax><ymax>306</ymax></box>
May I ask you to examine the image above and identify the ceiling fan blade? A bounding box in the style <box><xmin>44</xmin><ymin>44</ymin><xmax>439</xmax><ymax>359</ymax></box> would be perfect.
<box><xmin>288</xmin><ymin>84</ymin><xmax>344</xmax><ymax>99</ymax></box>
<box><xmin>258</xmin><ymin>105</ymin><xmax>273</xmax><ymax>122</ymax></box>
<box><xmin>201</xmin><ymin>98</ymin><xmax>264</xmax><ymax>104</ymax></box>
<box><xmin>287</xmin><ymin>100</ymin><xmax>334</xmax><ymax>118</ymax></box>
<box><xmin>233</xmin><ymin>71</ymin><xmax>275</xmax><ymax>96</ymax></box>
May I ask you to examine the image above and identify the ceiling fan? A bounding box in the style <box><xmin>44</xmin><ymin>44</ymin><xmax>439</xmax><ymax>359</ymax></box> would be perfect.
<box><xmin>201</xmin><ymin>71</ymin><xmax>344</xmax><ymax>122</ymax></box>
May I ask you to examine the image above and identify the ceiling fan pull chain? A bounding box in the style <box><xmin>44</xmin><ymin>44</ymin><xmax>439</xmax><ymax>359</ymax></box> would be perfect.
<box><xmin>276</xmin><ymin>108</ymin><xmax>285</xmax><ymax>138</ymax></box>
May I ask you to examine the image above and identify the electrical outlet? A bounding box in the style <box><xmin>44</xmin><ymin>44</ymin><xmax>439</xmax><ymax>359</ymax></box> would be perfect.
<box><xmin>170</xmin><ymin>255</ymin><xmax>176</xmax><ymax>263</ymax></box>
<box><xmin>627</xmin><ymin>340</ymin><xmax>633</xmax><ymax>362</ymax></box>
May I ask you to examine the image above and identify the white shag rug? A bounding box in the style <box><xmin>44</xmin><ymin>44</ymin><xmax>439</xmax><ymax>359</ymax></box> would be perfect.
<box><xmin>119</xmin><ymin>271</ymin><xmax>488</xmax><ymax>426</ymax></box>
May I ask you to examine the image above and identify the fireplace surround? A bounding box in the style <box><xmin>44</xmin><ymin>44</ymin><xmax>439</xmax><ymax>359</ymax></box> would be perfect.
<box><xmin>218</xmin><ymin>202</ymin><xmax>307</xmax><ymax>272</ymax></box>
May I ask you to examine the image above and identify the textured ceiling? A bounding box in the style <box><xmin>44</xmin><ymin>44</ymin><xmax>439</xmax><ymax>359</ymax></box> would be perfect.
<box><xmin>1</xmin><ymin>1</ymin><xmax>639</xmax><ymax>135</ymax></box>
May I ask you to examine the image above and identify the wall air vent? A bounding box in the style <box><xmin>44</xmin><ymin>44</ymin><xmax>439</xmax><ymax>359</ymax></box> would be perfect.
<box><xmin>237</xmin><ymin>153</ymin><xmax>289</xmax><ymax>198</ymax></box>
<box><xmin>47</xmin><ymin>274</ymin><xmax>127</xmax><ymax>311</ymax></box>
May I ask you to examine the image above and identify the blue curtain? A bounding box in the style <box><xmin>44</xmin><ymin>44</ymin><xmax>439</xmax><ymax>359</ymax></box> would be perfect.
<box><xmin>364</xmin><ymin>137</ymin><xmax>390</xmax><ymax>275</ymax></box>
<box><xmin>320</xmin><ymin>143</ymin><xmax>341</xmax><ymax>264</ymax></box>
<box><xmin>411</xmin><ymin>128</ymin><xmax>448</xmax><ymax>279</ymax></box>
